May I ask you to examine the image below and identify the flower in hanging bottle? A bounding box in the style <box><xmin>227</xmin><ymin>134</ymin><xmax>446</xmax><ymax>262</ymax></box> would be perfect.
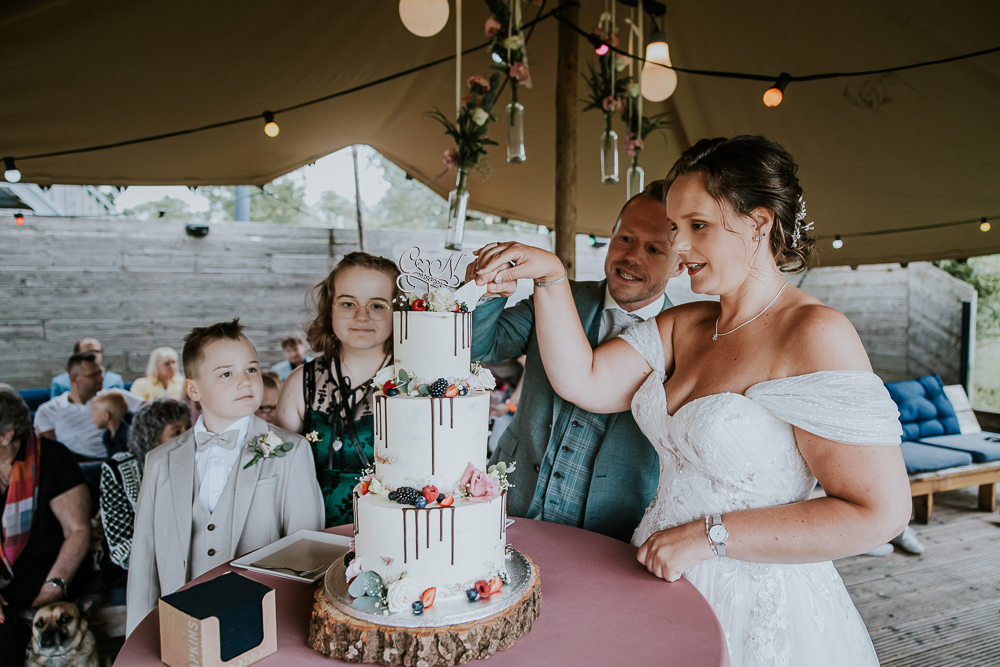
<box><xmin>509</xmin><ymin>62</ymin><xmax>531</xmax><ymax>85</ymax></box>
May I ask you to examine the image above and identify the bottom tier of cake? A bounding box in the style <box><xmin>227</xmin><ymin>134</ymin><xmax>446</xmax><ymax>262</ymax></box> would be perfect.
<box><xmin>353</xmin><ymin>491</ymin><xmax>508</xmax><ymax>601</ymax></box>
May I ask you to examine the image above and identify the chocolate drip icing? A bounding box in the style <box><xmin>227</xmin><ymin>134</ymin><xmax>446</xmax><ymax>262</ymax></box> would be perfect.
<box><xmin>353</xmin><ymin>492</ymin><xmax>360</xmax><ymax>534</ymax></box>
<box><xmin>429</xmin><ymin>399</ymin><xmax>435</xmax><ymax>475</ymax></box>
<box><xmin>453</xmin><ymin>311</ymin><xmax>458</xmax><ymax>356</ymax></box>
<box><xmin>397</xmin><ymin>310</ymin><xmax>410</xmax><ymax>345</ymax></box>
<box><xmin>500</xmin><ymin>491</ymin><xmax>506</xmax><ymax>538</ymax></box>
<box><xmin>401</xmin><ymin>506</ymin><xmax>456</xmax><ymax>565</ymax></box>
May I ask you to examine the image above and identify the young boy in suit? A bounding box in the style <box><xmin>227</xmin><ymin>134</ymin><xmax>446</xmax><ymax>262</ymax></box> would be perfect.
<box><xmin>126</xmin><ymin>319</ymin><xmax>324</xmax><ymax>635</ymax></box>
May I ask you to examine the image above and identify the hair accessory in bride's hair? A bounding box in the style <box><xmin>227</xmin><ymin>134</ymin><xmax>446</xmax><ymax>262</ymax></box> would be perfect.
<box><xmin>792</xmin><ymin>196</ymin><xmax>814</xmax><ymax>249</ymax></box>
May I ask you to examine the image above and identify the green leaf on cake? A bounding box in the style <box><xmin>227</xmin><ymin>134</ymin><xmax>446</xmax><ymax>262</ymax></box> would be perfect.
<box><xmin>398</xmin><ymin>369</ymin><xmax>410</xmax><ymax>385</ymax></box>
<box><xmin>418</xmin><ymin>384</ymin><xmax>430</xmax><ymax>396</ymax></box>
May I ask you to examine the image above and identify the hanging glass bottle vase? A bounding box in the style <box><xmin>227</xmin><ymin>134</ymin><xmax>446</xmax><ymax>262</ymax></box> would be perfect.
<box><xmin>626</xmin><ymin>156</ymin><xmax>644</xmax><ymax>198</ymax></box>
<box><xmin>507</xmin><ymin>101</ymin><xmax>526</xmax><ymax>164</ymax></box>
<box><xmin>444</xmin><ymin>167</ymin><xmax>470</xmax><ymax>250</ymax></box>
<box><xmin>600</xmin><ymin>119</ymin><xmax>619</xmax><ymax>184</ymax></box>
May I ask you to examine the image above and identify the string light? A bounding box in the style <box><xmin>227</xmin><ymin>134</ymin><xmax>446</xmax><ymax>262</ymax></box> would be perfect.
<box><xmin>640</xmin><ymin>30</ymin><xmax>677</xmax><ymax>102</ymax></box>
<box><xmin>832</xmin><ymin>235</ymin><xmax>844</xmax><ymax>249</ymax></box>
<box><xmin>15</xmin><ymin>213</ymin><xmax>25</xmax><ymax>226</ymax></box>
<box><xmin>982</xmin><ymin>217</ymin><xmax>992</xmax><ymax>232</ymax></box>
<box><xmin>763</xmin><ymin>73</ymin><xmax>792</xmax><ymax>107</ymax></box>
<box><xmin>262</xmin><ymin>111</ymin><xmax>279</xmax><ymax>138</ymax></box>
<box><xmin>399</xmin><ymin>0</ymin><xmax>450</xmax><ymax>37</ymax></box>
<box><xmin>3</xmin><ymin>157</ymin><xmax>21</xmax><ymax>183</ymax></box>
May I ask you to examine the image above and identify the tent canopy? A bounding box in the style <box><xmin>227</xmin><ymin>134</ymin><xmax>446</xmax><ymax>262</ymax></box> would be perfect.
<box><xmin>2</xmin><ymin>1</ymin><xmax>999</xmax><ymax>266</ymax></box>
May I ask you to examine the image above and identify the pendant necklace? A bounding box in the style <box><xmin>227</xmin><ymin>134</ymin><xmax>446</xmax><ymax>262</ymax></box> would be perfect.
<box><xmin>713</xmin><ymin>282</ymin><xmax>788</xmax><ymax>342</ymax></box>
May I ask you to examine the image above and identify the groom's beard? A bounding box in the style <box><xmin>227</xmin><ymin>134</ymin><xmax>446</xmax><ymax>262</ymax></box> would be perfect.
<box><xmin>607</xmin><ymin>261</ymin><xmax>662</xmax><ymax>307</ymax></box>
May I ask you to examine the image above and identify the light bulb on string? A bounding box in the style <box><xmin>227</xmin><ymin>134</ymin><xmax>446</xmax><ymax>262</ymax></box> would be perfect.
<box><xmin>832</xmin><ymin>235</ymin><xmax>844</xmax><ymax>249</ymax></box>
<box><xmin>3</xmin><ymin>157</ymin><xmax>21</xmax><ymax>183</ymax></box>
<box><xmin>763</xmin><ymin>73</ymin><xmax>792</xmax><ymax>107</ymax></box>
<box><xmin>262</xmin><ymin>111</ymin><xmax>279</xmax><ymax>138</ymax></box>
<box><xmin>399</xmin><ymin>0</ymin><xmax>450</xmax><ymax>37</ymax></box>
<box><xmin>981</xmin><ymin>218</ymin><xmax>992</xmax><ymax>232</ymax></box>
<box><xmin>640</xmin><ymin>30</ymin><xmax>677</xmax><ymax>102</ymax></box>
<box><xmin>15</xmin><ymin>213</ymin><xmax>25</xmax><ymax>226</ymax></box>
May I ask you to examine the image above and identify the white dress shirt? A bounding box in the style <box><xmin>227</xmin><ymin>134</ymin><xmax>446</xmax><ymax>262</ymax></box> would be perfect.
<box><xmin>193</xmin><ymin>415</ymin><xmax>251</xmax><ymax>513</ymax></box>
<box><xmin>598</xmin><ymin>288</ymin><xmax>666</xmax><ymax>342</ymax></box>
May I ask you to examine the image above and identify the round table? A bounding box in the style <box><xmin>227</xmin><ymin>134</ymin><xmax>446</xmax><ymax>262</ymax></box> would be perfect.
<box><xmin>116</xmin><ymin>521</ymin><xmax>729</xmax><ymax>666</ymax></box>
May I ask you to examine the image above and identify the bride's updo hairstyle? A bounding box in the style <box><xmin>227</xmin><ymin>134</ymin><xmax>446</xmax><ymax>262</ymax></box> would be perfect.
<box><xmin>664</xmin><ymin>135</ymin><xmax>816</xmax><ymax>273</ymax></box>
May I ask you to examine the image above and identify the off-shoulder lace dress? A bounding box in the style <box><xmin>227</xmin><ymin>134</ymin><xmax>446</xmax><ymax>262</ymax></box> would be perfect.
<box><xmin>621</xmin><ymin>318</ymin><xmax>902</xmax><ymax>667</ymax></box>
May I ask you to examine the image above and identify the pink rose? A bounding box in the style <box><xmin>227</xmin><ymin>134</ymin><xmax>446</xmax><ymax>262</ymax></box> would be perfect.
<box><xmin>509</xmin><ymin>62</ymin><xmax>531</xmax><ymax>85</ymax></box>
<box><xmin>467</xmin><ymin>75</ymin><xmax>491</xmax><ymax>93</ymax></box>
<box><xmin>485</xmin><ymin>17</ymin><xmax>502</xmax><ymax>37</ymax></box>
<box><xmin>602</xmin><ymin>96</ymin><xmax>622</xmax><ymax>112</ymax></box>
<box><xmin>625</xmin><ymin>133</ymin><xmax>644</xmax><ymax>157</ymax></box>
<box><xmin>467</xmin><ymin>475</ymin><xmax>501</xmax><ymax>503</ymax></box>
<box><xmin>345</xmin><ymin>556</ymin><xmax>363</xmax><ymax>582</ymax></box>
<box><xmin>443</xmin><ymin>148</ymin><xmax>459</xmax><ymax>170</ymax></box>
<box><xmin>609</xmin><ymin>32</ymin><xmax>621</xmax><ymax>47</ymax></box>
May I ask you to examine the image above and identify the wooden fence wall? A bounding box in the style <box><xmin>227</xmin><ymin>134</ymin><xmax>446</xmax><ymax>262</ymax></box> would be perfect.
<box><xmin>0</xmin><ymin>215</ymin><xmax>552</xmax><ymax>389</ymax></box>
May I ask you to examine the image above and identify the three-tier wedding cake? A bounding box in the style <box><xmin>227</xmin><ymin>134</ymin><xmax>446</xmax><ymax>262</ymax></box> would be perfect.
<box><xmin>343</xmin><ymin>251</ymin><xmax>515</xmax><ymax>615</ymax></box>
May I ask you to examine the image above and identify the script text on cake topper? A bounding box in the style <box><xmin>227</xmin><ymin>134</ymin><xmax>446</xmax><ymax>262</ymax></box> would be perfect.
<box><xmin>396</xmin><ymin>246</ymin><xmax>466</xmax><ymax>293</ymax></box>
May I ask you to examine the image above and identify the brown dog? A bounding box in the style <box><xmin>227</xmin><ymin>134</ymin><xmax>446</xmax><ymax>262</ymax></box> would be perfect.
<box><xmin>22</xmin><ymin>597</ymin><xmax>100</xmax><ymax>667</ymax></box>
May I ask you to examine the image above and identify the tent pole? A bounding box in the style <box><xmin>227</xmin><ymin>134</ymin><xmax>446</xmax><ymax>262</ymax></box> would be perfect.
<box><xmin>234</xmin><ymin>185</ymin><xmax>251</xmax><ymax>221</ymax></box>
<box><xmin>554</xmin><ymin>2</ymin><xmax>578</xmax><ymax>279</ymax></box>
<box><xmin>352</xmin><ymin>144</ymin><xmax>365</xmax><ymax>252</ymax></box>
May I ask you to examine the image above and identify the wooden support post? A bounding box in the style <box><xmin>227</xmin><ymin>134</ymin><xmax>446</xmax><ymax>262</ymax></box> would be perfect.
<box><xmin>912</xmin><ymin>494</ymin><xmax>933</xmax><ymax>524</ymax></box>
<box><xmin>978</xmin><ymin>482</ymin><xmax>997</xmax><ymax>512</ymax></box>
<box><xmin>554</xmin><ymin>2</ymin><xmax>578</xmax><ymax>279</ymax></box>
<box><xmin>352</xmin><ymin>144</ymin><xmax>366</xmax><ymax>252</ymax></box>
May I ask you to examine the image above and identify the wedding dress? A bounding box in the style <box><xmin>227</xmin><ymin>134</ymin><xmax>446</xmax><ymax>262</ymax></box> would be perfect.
<box><xmin>622</xmin><ymin>318</ymin><xmax>902</xmax><ymax>667</ymax></box>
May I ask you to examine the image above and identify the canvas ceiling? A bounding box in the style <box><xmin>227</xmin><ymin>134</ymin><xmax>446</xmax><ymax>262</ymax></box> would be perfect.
<box><xmin>1</xmin><ymin>0</ymin><xmax>999</xmax><ymax>266</ymax></box>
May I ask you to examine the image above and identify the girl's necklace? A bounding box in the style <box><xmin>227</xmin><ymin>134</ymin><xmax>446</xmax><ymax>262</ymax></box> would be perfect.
<box><xmin>713</xmin><ymin>283</ymin><xmax>788</xmax><ymax>342</ymax></box>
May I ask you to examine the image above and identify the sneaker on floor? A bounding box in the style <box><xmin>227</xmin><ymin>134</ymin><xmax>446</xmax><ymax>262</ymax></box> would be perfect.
<box><xmin>890</xmin><ymin>525</ymin><xmax>925</xmax><ymax>554</ymax></box>
<box><xmin>864</xmin><ymin>543</ymin><xmax>894</xmax><ymax>556</ymax></box>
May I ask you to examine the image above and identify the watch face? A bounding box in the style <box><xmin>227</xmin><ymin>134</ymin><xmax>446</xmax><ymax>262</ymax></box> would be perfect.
<box><xmin>709</xmin><ymin>524</ymin><xmax>729</xmax><ymax>543</ymax></box>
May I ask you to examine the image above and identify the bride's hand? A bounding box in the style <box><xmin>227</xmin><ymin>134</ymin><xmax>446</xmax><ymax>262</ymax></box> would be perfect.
<box><xmin>472</xmin><ymin>242</ymin><xmax>566</xmax><ymax>295</ymax></box>
<box><xmin>636</xmin><ymin>520</ymin><xmax>717</xmax><ymax>582</ymax></box>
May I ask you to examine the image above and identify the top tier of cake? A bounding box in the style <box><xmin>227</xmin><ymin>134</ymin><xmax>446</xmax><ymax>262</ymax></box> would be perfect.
<box><xmin>393</xmin><ymin>310</ymin><xmax>472</xmax><ymax>381</ymax></box>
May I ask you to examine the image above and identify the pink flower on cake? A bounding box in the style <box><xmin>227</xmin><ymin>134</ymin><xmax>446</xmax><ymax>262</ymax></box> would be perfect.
<box><xmin>485</xmin><ymin>17</ymin><xmax>502</xmax><ymax>37</ymax></box>
<box><xmin>461</xmin><ymin>462</ymin><xmax>501</xmax><ymax>502</ymax></box>
<box><xmin>345</xmin><ymin>556</ymin><xmax>363</xmax><ymax>582</ymax></box>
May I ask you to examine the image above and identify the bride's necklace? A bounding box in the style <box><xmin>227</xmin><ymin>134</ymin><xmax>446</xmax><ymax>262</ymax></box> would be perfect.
<box><xmin>713</xmin><ymin>283</ymin><xmax>788</xmax><ymax>342</ymax></box>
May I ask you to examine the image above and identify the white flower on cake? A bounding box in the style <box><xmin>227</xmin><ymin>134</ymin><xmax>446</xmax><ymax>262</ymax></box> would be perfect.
<box><xmin>386</xmin><ymin>576</ymin><xmax>422</xmax><ymax>613</ymax></box>
<box><xmin>373</xmin><ymin>365</ymin><xmax>398</xmax><ymax>387</ymax></box>
<box><xmin>368</xmin><ymin>478</ymin><xmax>384</xmax><ymax>495</ymax></box>
<box><xmin>345</xmin><ymin>556</ymin><xmax>364</xmax><ymax>582</ymax></box>
<box><xmin>427</xmin><ymin>287</ymin><xmax>457</xmax><ymax>312</ymax></box>
<box><xmin>467</xmin><ymin>363</ymin><xmax>497</xmax><ymax>391</ymax></box>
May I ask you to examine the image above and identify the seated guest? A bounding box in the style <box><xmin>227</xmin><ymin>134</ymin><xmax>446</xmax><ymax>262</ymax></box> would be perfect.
<box><xmin>0</xmin><ymin>388</ymin><xmax>92</xmax><ymax>661</ymax></box>
<box><xmin>129</xmin><ymin>347</ymin><xmax>185</xmax><ymax>401</ymax></box>
<box><xmin>256</xmin><ymin>371</ymin><xmax>281</xmax><ymax>424</ymax></box>
<box><xmin>270</xmin><ymin>331</ymin><xmax>313</xmax><ymax>382</ymax></box>
<box><xmin>126</xmin><ymin>319</ymin><xmax>323</xmax><ymax>635</ymax></box>
<box><xmin>49</xmin><ymin>337</ymin><xmax>124</xmax><ymax>399</ymax></box>
<box><xmin>90</xmin><ymin>392</ymin><xmax>131</xmax><ymax>458</ymax></box>
<box><xmin>35</xmin><ymin>352</ymin><xmax>113</xmax><ymax>461</ymax></box>
<box><xmin>100</xmin><ymin>399</ymin><xmax>191</xmax><ymax>571</ymax></box>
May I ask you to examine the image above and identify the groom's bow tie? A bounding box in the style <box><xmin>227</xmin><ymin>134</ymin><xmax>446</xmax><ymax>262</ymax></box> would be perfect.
<box><xmin>603</xmin><ymin>307</ymin><xmax>642</xmax><ymax>343</ymax></box>
<box><xmin>195</xmin><ymin>430</ymin><xmax>239</xmax><ymax>452</ymax></box>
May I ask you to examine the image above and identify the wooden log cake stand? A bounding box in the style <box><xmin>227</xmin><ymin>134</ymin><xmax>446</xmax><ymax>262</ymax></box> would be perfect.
<box><xmin>308</xmin><ymin>557</ymin><xmax>541</xmax><ymax>665</ymax></box>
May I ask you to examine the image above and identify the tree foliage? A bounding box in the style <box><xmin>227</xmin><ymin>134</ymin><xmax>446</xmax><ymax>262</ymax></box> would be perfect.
<box><xmin>934</xmin><ymin>257</ymin><xmax>1000</xmax><ymax>338</ymax></box>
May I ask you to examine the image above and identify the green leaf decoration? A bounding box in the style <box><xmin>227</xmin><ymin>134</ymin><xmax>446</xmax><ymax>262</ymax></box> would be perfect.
<box><xmin>418</xmin><ymin>384</ymin><xmax>430</xmax><ymax>396</ymax></box>
<box><xmin>398</xmin><ymin>369</ymin><xmax>410</xmax><ymax>385</ymax></box>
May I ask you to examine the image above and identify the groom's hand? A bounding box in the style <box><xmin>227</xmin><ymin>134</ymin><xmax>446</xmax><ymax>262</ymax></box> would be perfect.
<box><xmin>465</xmin><ymin>249</ymin><xmax>516</xmax><ymax>298</ymax></box>
<box><xmin>637</xmin><ymin>520</ymin><xmax>717</xmax><ymax>582</ymax></box>
<box><xmin>473</xmin><ymin>242</ymin><xmax>566</xmax><ymax>295</ymax></box>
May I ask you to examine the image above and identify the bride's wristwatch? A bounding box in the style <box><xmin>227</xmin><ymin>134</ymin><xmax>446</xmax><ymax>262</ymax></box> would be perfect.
<box><xmin>707</xmin><ymin>514</ymin><xmax>729</xmax><ymax>557</ymax></box>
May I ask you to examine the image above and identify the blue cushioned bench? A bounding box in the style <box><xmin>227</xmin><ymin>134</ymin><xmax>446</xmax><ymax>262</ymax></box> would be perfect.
<box><xmin>886</xmin><ymin>375</ymin><xmax>1000</xmax><ymax>523</ymax></box>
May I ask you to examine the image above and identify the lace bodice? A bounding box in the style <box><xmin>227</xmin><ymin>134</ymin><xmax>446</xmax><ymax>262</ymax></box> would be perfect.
<box><xmin>620</xmin><ymin>318</ymin><xmax>898</xmax><ymax>666</ymax></box>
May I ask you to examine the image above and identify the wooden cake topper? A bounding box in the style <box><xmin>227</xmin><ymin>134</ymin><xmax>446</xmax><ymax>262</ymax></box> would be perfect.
<box><xmin>397</xmin><ymin>246</ymin><xmax>466</xmax><ymax>294</ymax></box>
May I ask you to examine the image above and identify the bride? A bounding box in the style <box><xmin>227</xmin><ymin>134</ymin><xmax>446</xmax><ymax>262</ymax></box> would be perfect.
<box><xmin>473</xmin><ymin>135</ymin><xmax>911</xmax><ymax>666</ymax></box>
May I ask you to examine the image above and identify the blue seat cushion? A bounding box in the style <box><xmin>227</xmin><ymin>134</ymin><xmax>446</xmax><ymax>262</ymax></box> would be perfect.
<box><xmin>18</xmin><ymin>388</ymin><xmax>51</xmax><ymax>412</ymax></box>
<box><xmin>885</xmin><ymin>375</ymin><xmax>961</xmax><ymax>441</ymax></box>
<box><xmin>918</xmin><ymin>433</ymin><xmax>1000</xmax><ymax>463</ymax></box>
<box><xmin>900</xmin><ymin>441</ymin><xmax>973</xmax><ymax>474</ymax></box>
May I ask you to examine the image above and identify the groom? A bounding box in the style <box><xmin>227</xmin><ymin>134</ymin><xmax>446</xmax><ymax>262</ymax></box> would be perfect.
<box><xmin>470</xmin><ymin>181</ymin><xmax>682</xmax><ymax>541</ymax></box>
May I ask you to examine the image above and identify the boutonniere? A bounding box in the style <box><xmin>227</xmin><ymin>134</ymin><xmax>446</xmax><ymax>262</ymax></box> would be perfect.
<box><xmin>243</xmin><ymin>431</ymin><xmax>294</xmax><ymax>469</ymax></box>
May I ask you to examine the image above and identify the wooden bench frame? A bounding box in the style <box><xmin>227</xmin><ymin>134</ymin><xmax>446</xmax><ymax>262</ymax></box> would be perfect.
<box><xmin>909</xmin><ymin>460</ymin><xmax>1000</xmax><ymax>523</ymax></box>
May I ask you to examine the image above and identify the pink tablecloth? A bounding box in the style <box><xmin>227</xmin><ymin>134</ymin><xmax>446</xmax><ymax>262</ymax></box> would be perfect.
<box><xmin>116</xmin><ymin>520</ymin><xmax>729</xmax><ymax>666</ymax></box>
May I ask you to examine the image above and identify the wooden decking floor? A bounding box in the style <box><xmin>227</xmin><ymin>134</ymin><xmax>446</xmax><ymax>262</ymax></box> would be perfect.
<box><xmin>835</xmin><ymin>485</ymin><xmax>1000</xmax><ymax>667</ymax></box>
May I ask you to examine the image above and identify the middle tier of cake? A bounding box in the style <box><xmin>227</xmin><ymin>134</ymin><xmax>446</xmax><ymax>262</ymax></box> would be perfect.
<box><xmin>373</xmin><ymin>392</ymin><xmax>490</xmax><ymax>490</ymax></box>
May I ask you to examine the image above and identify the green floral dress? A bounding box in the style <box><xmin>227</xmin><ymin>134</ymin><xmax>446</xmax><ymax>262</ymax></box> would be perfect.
<box><xmin>302</xmin><ymin>355</ymin><xmax>389</xmax><ymax>528</ymax></box>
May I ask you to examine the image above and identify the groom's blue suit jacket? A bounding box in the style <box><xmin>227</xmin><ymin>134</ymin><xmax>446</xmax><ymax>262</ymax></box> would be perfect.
<box><xmin>474</xmin><ymin>279</ymin><xmax>668</xmax><ymax>542</ymax></box>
